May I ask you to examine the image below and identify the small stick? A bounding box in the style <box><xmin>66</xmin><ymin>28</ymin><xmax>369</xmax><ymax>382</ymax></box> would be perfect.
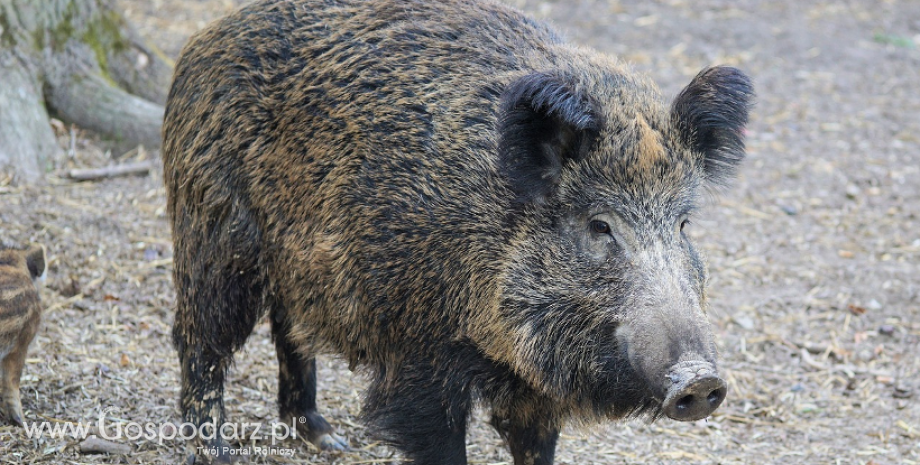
<box><xmin>79</xmin><ymin>436</ymin><xmax>132</xmax><ymax>455</ymax></box>
<box><xmin>67</xmin><ymin>161</ymin><xmax>155</xmax><ymax>181</ymax></box>
<box><xmin>68</xmin><ymin>125</ymin><xmax>77</xmax><ymax>160</ymax></box>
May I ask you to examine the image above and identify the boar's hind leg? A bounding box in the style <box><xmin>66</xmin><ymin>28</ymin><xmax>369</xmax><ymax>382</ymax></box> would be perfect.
<box><xmin>171</xmin><ymin>203</ymin><xmax>265</xmax><ymax>464</ymax></box>
<box><xmin>175</xmin><ymin>347</ymin><xmax>233</xmax><ymax>463</ymax></box>
<box><xmin>271</xmin><ymin>307</ymin><xmax>348</xmax><ymax>450</ymax></box>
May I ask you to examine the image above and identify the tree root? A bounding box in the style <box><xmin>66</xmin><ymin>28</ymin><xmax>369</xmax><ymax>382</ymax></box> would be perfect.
<box><xmin>47</xmin><ymin>63</ymin><xmax>164</xmax><ymax>152</ymax></box>
<box><xmin>0</xmin><ymin>0</ymin><xmax>173</xmax><ymax>182</ymax></box>
<box><xmin>0</xmin><ymin>51</ymin><xmax>63</xmax><ymax>181</ymax></box>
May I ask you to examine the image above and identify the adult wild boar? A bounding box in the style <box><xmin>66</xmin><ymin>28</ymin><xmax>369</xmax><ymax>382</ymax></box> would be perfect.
<box><xmin>163</xmin><ymin>0</ymin><xmax>752</xmax><ymax>463</ymax></box>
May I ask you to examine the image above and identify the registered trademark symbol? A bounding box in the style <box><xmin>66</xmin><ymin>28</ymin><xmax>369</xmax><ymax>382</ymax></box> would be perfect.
<box><xmin>298</xmin><ymin>417</ymin><xmax>307</xmax><ymax>424</ymax></box>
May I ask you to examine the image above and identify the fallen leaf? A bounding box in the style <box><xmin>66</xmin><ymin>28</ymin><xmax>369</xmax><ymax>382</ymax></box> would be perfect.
<box><xmin>848</xmin><ymin>304</ymin><xmax>867</xmax><ymax>315</ymax></box>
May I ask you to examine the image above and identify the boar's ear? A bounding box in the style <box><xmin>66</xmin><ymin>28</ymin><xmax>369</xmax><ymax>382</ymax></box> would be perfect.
<box><xmin>498</xmin><ymin>72</ymin><xmax>601</xmax><ymax>204</ymax></box>
<box><xmin>671</xmin><ymin>66</ymin><xmax>754</xmax><ymax>186</ymax></box>
<box><xmin>25</xmin><ymin>244</ymin><xmax>46</xmax><ymax>280</ymax></box>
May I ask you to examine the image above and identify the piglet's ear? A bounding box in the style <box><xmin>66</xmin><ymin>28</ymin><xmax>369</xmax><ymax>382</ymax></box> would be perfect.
<box><xmin>498</xmin><ymin>73</ymin><xmax>601</xmax><ymax>204</ymax></box>
<box><xmin>671</xmin><ymin>66</ymin><xmax>754</xmax><ymax>186</ymax></box>
<box><xmin>25</xmin><ymin>244</ymin><xmax>46</xmax><ymax>280</ymax></box>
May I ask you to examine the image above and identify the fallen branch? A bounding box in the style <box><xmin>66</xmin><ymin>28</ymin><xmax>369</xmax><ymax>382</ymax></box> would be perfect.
<box><xmin>68</xmin><ymin>161</ymin><xmax>155</xmax><ymax>181</ymax></box>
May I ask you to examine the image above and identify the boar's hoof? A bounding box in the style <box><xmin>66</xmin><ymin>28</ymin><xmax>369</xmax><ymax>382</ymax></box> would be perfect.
<box><xmin>662</xmin><ymin>361</ymin><xmax>727</xmax><ymax>421</ymax></box>
<box><xmin>314</xmin><ymin>432</ymin><xmax>350</xmax><ymax>451</ymax></box>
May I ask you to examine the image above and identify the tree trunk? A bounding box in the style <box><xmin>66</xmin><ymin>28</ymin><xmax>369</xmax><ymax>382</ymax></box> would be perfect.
<box><xmin>0</xmin><ymin>0</ymin><xmax>172</xmax><ymax>183</ymax></box>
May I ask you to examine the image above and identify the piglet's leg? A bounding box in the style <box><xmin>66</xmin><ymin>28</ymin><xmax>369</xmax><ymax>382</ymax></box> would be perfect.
<box><xmin>0</xmin><ymin>319</ymin><xmax>38</xmax><ymax>427</ymax></box>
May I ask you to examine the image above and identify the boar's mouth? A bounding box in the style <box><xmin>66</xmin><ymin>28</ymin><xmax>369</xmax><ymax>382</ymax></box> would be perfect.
<box><xmin>584</xmin><ymin>347</ymin><xmax>672</xmax><ymax>421</ymax></box>
<box><xmin>615</xmin><ymin>358</ymin><xmax>726</xmax><ymax>422</ymax></box>
<box><xmin>591</xmin><ymin>359</ymin><xmax>726</xmax><ymax>422</ymax></box>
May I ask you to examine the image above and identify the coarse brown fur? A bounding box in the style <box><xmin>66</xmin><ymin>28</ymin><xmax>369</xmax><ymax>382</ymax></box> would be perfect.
<box><xmin>163</xmin><ymin>0</ymin><xmax>753</xmax><ymax>463</ymax></box>
<box><xmin>0</xmin><ymin>244</ymin><xmax>45</xmax><ymax>427</ymax></box>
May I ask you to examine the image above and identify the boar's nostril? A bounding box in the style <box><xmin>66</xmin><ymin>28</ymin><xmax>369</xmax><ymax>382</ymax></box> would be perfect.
<box><xmin>707</xmin><ymin>387</ymin><xmax>726</xmax><ymax>407</ymax></box>
<box><xmin>675</xmin><ymin>394</ymin><xmax>695</xmax><ymax>411</ymax></box>
<box><xmin>662</xmin><ymin>367</ymin><xmax>726</xmax><ymax>421</ymax></box>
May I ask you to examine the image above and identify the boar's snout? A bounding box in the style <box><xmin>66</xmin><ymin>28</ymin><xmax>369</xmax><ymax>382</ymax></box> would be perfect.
<box><xmin>662</xmin><ymin>360</ymin><xmax>726</xmax><ymax>421</ymax></box>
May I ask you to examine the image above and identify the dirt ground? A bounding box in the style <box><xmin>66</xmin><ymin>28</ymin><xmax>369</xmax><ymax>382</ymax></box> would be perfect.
<box><xmin>1</xmin><ymin>0</ymin><xmax>919</xmax><ymax>463</ymax></box>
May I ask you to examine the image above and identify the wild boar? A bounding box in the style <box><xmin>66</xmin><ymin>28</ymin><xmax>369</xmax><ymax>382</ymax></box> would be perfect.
<box><xmin>163</xmin><ymin>0</ymin><xmax>753</xmax><ymax>463</ymax></box>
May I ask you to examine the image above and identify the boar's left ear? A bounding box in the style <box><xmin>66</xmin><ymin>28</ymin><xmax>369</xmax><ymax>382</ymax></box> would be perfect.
<box><xmin>671</xmin><ymin>66</ymin><xmax>754</xmax><ymax>186</ymax></box>
<box><xmin>498</xmin><ymin>72</ymin><xmax>601</xmax><ymax>204</ymax></box>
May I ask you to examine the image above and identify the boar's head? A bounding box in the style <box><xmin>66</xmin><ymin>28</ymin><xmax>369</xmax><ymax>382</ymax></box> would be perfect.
<box><xmin>490</xmin><ymin>65</ymin><xmax>753</xmax><ymax>422</ymax></box>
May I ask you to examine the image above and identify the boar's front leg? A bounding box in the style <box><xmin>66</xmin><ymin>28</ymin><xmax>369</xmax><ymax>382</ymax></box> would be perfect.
<box><xmin>491</xmin><ymin>411</ymin><xmax>559</xmax><ymax>465</ymax></box>
<box><xmin>270</xmin><ymin>305</ymin><xmax>348</xmax><ymax>450</ymax></box>
<box><xmin>364</xmin><ymin>360</ymin><xmax>472</xmax><ymax>465</ymax></box>
<box><xmin>488</xmin><ymin>386</ymin><xmax>560</xmax><ymax>465</ymax></box>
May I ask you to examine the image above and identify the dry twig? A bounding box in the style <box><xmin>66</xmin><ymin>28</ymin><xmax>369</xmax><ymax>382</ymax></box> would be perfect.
<box><xmin>67</xmin><ymin>161</ymin><xmax>156</xmax><ymax>181</ymax></box>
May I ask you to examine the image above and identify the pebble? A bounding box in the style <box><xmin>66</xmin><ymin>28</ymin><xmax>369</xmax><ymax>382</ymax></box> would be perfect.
<box><xmin>780</xmin><ymin>205</ymin><xmax>798</xmax><ymax>216</ymax></box>
<box><xmin>893</xmin><ymin>383</ymin><xmax>913</xmax><ymax>399</ymax></box>
<box><xmin>845</xmin><ymin>184</ymin><xmax>861</xmax><ymax>199</ymax></box>
<box><xmin>878</xmin><ymin>324</ymin><xmax>896</xmax><ymax>336</ymax></box>
<box><xmin>732</xmin><ymin>314</ymin><xmax>756</xmax><ymax>330</ymax></box>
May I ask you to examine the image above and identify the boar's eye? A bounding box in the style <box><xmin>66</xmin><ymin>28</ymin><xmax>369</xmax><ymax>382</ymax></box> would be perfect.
<box><xmin>590</xmin><ymin>219</ymin><xmax>612</xmax><ymax>235</ymax></box>
<box><xmin>680</xmin><ymin>218</ymin><xmax>690</xmax><ymax>233</ymax></box>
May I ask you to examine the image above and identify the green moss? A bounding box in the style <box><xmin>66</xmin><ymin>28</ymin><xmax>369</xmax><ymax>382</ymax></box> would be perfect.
<box><xmin>0</xmin><ymin>11</ymin><xmax>14</xmax><ymax>46</ymax></box>
<box><xmin>49</xmin><ymin>0</ymin><xmax>78</xmax><ymax>52</ymax></box>
<box><xmin>43</xmin><ymin>1</ymin><xmax>130</xmax><ymax>85</ymax></box>
<box><xmin>81</xmin><ymin>10</ymin><xmax>131</xmax><ymax>86</ymax></box>
<box><xmin>31</xmin><ymin>27</ymin><xmax>44</xmax><ymax>49</ymax></box>
<box><xmin>88</xmin><ymin>10</ymin><xmax>129</xmax><ymax>54</ymax></box>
